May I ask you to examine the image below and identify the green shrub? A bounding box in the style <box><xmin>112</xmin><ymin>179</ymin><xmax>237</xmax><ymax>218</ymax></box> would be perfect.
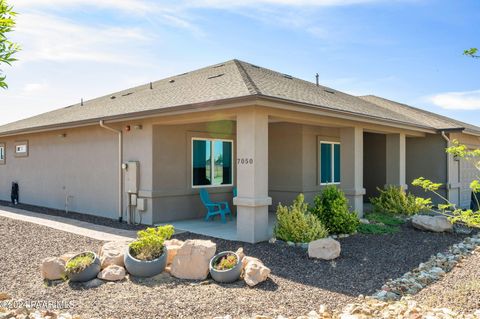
<box><xmin>213</xmin><ymin>253</ymin><xmax>238</xmax><ymax>270</ymax></box>
<box><xmin>65</xmin><ymin>252</ymin><xmax>95</xmax><ymax>275</ymax></box>
<box><xmin>370</xmin><ymin>186</ymin><xmax>431</xmax><ymax>216</ymax></box>
<box><xmin>274</xmin><ymin>194</ymin><xmax>328</xmax><ymax>243</ymax></box>
<box><xmin>357</xmin><ymin>223</ymin><xmax>399</xmax><ymax>234</ymax></box>
<box><xmin>129</xmin><ymin>225</ymin><xmax>174</xmax><ymax>261</ymax></box>
<box><xmin>311</xmin><ymin>186</ymin><xmax>359</xmax><ymax>234</ymax></box>
<box><xmin>364</xmin><ymin>212</ymin><xmax>405</xmax><ymax>226</ymax></box>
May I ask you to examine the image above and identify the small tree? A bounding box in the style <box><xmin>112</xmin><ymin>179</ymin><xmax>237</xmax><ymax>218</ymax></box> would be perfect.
<box><xmin>412</xmin><ymin>140</ymin><xmax>480</xmax><ymax>227</ymax></box>
<box><xmin>0</xmin><ymin>0</ymin><xmax>20</xmax><ymax>89</ymax></box>
<box><xmin>464</xmin><ymin>48</ymin><xmax>479</xmax><ymax>59</ymax></box>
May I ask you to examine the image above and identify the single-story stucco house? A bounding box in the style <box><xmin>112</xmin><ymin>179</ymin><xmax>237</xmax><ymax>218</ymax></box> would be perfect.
<box><xmin>0</xmin><ymin>59</ymin><xmax>479</xmax><ymax>243</ymax></box>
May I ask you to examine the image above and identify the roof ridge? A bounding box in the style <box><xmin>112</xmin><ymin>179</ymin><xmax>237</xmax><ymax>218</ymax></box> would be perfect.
<box><xmin>233</xmin><ymin>59</ymin><xmax>261</xmax><ymax>95</ymax></box>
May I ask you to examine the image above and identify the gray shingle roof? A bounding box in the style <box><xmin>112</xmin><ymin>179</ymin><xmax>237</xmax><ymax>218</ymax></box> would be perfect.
<box><xmin>0</xmin><ymin>59</ymin><xmax>479</xmax><ymax>136</ymax></box>
<box><xmin>358</xmin><ymin>95</ymin><xmax>480</xmax><ymax>135</ymax></box>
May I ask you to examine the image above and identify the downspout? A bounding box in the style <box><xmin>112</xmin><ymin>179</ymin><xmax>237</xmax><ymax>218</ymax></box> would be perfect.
<box><xmin>441</xmin><ymin>131</ymin><xmax>450</xmax><ymax>203</ymax></box>
<box><xmin>99</xmin><ymin>120</ymin><xmax>123</xmax><ymax>222</ymax></box>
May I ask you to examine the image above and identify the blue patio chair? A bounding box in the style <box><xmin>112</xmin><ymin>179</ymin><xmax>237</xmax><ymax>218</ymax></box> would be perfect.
<box><xmin>199</xmin><ymin>188</ymin><xmax>232</xmax><ymax>223</ymax></box>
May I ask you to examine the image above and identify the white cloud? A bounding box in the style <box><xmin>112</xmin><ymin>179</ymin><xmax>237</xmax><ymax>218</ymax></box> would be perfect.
<box><xmin>429</xmin><ymin>90</ymin><xmax>480</xmax><ymax>111</ymax></box>
<box><xmin>12</xmin><ymin>0</ymin><xmax>152</xmax><ymax>15</ymax></box>
<box><xmin>183</xmin><ymin>0</ymin><xmax>387</xmax><ymax>8</ymax></box>
<box><xmin>22</xmin><ymin>82</ymin><xmax>48</xmax><ymax>94</ymax></box>
<box><xmin>13</xmin><ymin>13</ymin><xmax>151</xmax><ymax>64</ymax></box>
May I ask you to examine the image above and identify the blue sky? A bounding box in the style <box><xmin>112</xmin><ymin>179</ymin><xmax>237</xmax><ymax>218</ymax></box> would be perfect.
<box><xmin>1</xmin><ymin>0</ymin><xmax>479</xmax><ymax>126</ymax></box>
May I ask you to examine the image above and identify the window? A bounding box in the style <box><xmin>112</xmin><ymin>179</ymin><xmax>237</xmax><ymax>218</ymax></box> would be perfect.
<box><xmin>14</xmin><ymin>141</ymin><xmax>28</xmax><ymax>157</ymax></box>
<box><xmin>0</xmin><ymin>143</ymin><xmax>5</xmax><ymax>164</ymax></box>
<box><xmin>319</xmin><ymin>141</ymin><xmax>340</xmax><ymax>184</ymax></box>
<box><xmin>192</xmin><ymin>138</ymin><xmax>233</xmax><ymax>187</ymax></box>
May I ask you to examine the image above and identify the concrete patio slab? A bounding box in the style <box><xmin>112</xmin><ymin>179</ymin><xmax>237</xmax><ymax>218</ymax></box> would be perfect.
<box><xmin>0</xmin><ymin>205</ymin><xmax>137</xmax><ymax>241</ymax></box>
<box><xmin>158</xmin><ymin>212</ymin><xmax>276</xmax><ymax>241</ymax></box>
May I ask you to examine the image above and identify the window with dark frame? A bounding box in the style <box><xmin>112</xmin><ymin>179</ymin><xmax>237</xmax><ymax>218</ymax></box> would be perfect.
<box><xmin>192</xmin><ymin>138</ymin><xmax>233</xmax><ymax>187</ymax></box>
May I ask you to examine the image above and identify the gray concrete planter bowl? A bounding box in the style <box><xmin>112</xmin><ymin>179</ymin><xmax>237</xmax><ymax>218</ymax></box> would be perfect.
<box><xmin>209</xmin><ymin>251</ymin><xmax>242</xmax><ymax>283</ymax></box>
<box><xmin>67</xmin><ymin>252</ymin><xmax>101</xmax><ymax>282</ymax></box>
<box><xmin>124</xmin><ymin>247</ymin><xmax>167</xmax><ymax>278</ymax></box>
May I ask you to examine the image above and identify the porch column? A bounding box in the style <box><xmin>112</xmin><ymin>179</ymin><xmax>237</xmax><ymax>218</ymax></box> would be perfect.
<box><xmin>340</xmin><ymin>126</ymin><xmax>365</xmax><ymax>215</ymax></box>
<box><xmin>386</xmin><ymin>133</ymin><xmax>407</xmax><ymax>189</ymax></box>
<box><xmin>233</xmin><ymin>109</ymin><xmax>272</xmax><ymax>243</ymax></box>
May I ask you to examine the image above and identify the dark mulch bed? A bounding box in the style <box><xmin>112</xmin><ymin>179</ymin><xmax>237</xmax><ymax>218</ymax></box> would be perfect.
<box><xmin>0</xmin><ymin>201</ymin><xmax>144</xmax><ymax>231</ymax></box>
<box><xmin>0</xmin><ymin>215</ymin><xmax>470</xmax><ymax>319</ymax></box>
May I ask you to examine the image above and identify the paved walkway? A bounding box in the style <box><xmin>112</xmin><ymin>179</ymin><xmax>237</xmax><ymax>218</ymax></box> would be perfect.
<box><xmin>0</xmin><ymin>206</ymin><xmax>137</xmax><ymax>241</ymax></box>
<box><xmin>157</xmin><ymin>212</ymin><xmax>276</xmax><ymax>241</ymax></box>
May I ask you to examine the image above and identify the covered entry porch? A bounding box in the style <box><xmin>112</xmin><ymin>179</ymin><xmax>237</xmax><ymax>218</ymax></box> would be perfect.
<box><xmin>151</xmin><ymin>106</ymin><xmax>426</xmax><ymax>243</ymax></box>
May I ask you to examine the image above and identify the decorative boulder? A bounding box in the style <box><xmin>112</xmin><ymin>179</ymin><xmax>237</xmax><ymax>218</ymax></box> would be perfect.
<box><xmin>235</xmin><ymin>247</ymin><xmax>245</xmax><ymax>262</ymax></box>
<box><xmin>41</xmin><ymin>257</ymin><xmax>66</xmax><ymax>280</ymax></box>
<box><xmin>164</xmin><ymin>239</ymin><xmax>185</xmax><ymax>266</ymax></box>
<box><xmin>308</xmin><ymin>238</ymin><xmax>341</xmax><ymax>260</ymax></box>
<box><xmin>170</xmin><ymin>239</ymin><xmax>216</xmax><ymax>280</ymax></box>
<box><xmin>242</xmin><ymin>256</ymin><xmax>270</xmax><ymax>287</ymax></box>
<box><xmin>412</xmin><ymin>215</ymin><xmax>453</xmax><ymax>232</ymax></box>
<box><xmin>99</xmin><ymin>241</ymin><xmax>130</xmax><ymax>269</ymax></box>
<box><xmin>97</xmin><ymin>265</ymin><xmax>126</xmax><ymax>281</ymax></box>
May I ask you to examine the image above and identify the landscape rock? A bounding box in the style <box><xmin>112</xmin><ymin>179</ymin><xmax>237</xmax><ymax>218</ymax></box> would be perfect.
<box><xmin>164</xmin><ymin>239</ymin><xmax>184</xmax><ymax>266</ymax></box>
<box><xmin>98</xmin><ymin>241</ymin><xmax>130</xmax><ymax>269</ymax></box>
<box><xmin>40</xmin><ymin>257</ymin><xmax>66</xmax><ymax>280</ymax></box>
<box><xmin>81</xmin><ymin>278</ymin><xmax>104</xmax><ymax>289</ymax></box>
<box><xmin>308</xmin><ymin>238</ymin><xmax>341</xmax><ymax>260</ymax></box>
<box><xmin>412</xmin><ymin>215</ymin><xmax>453</xmax><ymax>232</ymax></box>
<box><xmin>97</xmin><ymin>265</ymin><xmax>126</xmax><ymax>281</ymax></box>
<box><xmin>235</xmin><ymin>247</ymin><xmax>245</xmax><ymax>261</ymax></box>
<box><xmin>170</xmin><ymin>239</ymin><xmax>216</xmax><ymax>280</ymax></box>
<box><xmin>243</xmin><ymin>256</ymin><xmax>271</xmax><ymax>287</ymax></box>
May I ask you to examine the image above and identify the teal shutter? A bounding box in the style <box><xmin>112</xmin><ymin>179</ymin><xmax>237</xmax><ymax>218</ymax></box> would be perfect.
<box><xmin>334</xmin><ymin>144</ymin><xmax>341</xmax><ymax>183</ymax></box>
<box><xmin>320</xmin><ymin>143</ymin><xmax>332</xmax><ymax>183</ymax></box>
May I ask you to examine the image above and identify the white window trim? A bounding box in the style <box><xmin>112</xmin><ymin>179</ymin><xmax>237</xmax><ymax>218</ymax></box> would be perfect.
<box><xmin>0</xmin><ymin>144</ymin><xmax>5</xmax><ymax>163</ymax></box>
<box><xmin>191</xmin><ymin>137</ymin><xmax>234</xmax><ymax>188</ymax></box>
<box><xmin>319</xmin><ymin>141</ymin><xmax>341</xmax><ymax>186</ymax></box>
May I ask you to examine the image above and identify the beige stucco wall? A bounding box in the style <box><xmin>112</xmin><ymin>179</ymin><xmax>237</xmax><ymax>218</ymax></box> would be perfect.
<box><xmin>0</xmin><ymin>126</ymin><xmax>119</xmax><ymax>218</ymax></box>
<box><xmin>268</xmin><ymin>123</ymin><xmax>341</xmax><ymax>208</ymax></box>
<box><xmin>0</xmin><ymin>121</ymin><xmax>156</xmax><ymax>223</ymax></box>
<box><xmin>150</xmin><ymin>121</ymin><xmax>236</xmax><ymax>223</ymax></box>
<box><xmin>406</xmin><ymin>134</ymin><xmax>447</xmax><ymax>204</ymax></box>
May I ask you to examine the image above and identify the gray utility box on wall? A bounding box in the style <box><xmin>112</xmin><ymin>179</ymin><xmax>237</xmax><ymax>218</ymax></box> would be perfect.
<box><xmin>124</xmin><ymin>161</ymin><xmax>139</xmax><ymax>194</ymax></box>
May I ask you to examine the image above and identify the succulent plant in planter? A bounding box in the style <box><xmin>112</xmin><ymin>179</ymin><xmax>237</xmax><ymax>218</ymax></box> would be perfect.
<box><xmin>66</xmin><ymin>251</ymin><xmax>101</xmax><ymax>282</ymax></box>
<box><xmin>124</xmin><ymin>225</ymin><xmax>174</xmax><ymax>277</ymax></box>
<box><xmin>209</xmin><ymin>251</ymin><xmax>242</xmax><ymax>283</ymax></box>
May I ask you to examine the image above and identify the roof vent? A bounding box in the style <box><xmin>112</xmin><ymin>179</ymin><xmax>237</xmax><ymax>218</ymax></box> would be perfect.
<box><xmin>324</xmin><ymin>89</ymin><xmax>335</xmax><ymax>94</ymax></box>
<box><xmin>283</xmin><ymin>74</ymin><xmax>293</xmax><ymax>79</ymax></box>
<box><xmin>213</xmin><ymin>64</ymin><xmax>224</xmax><ymax>68</ymax></box>
<box><xmin>121</xmin><ymin>92</ymin><xmax>133</xmax><ymax>97</ymax></box>
<box><xmin>208</xmin><ymin>73</ymin><xmax>224</xmax><ymax>79</ymax></box>
<box><xmin>110</xmin><ymin>96</ymin><xmax>116</xmax><ymax>99</ymax></box>
<box><xmin>169</xmin><ymin>79</ymin><xmax>175</xmax><ymax>83</ymax></box>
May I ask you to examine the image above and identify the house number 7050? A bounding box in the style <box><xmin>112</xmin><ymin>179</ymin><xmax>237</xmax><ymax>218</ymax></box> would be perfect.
<box><xmin>237</xmin><ymin>158</ymin><xmax>254</xmax><ymax>165</ymax></box>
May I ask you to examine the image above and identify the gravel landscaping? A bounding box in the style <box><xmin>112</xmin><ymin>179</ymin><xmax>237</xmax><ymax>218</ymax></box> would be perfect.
<box><xmin>0</xmin><ymin>216</ymin><xmax>472</xmax><ymax>318</ymax></box>
<box><xmin>0</xmin><ymin>202</ymin><xmax>145</xmax><ymax>231</ymax></box>
<box><xmin>413</xmin><ymin>246</ymin><xmax>480</xmax><ymax>313</ymax></box>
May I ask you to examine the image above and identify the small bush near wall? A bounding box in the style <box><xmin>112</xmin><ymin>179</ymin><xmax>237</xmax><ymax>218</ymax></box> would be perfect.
<box><xmin>311</xmin><ymin>186</ymin><xmax>359</xmax><ymax>235</ymax></box>
<box><xmin>274</xmin><ymin>194</ymin><xmax>328</xmax><ymax>243</ymax></box>
<box><xmin>370</xmin><ymin>186</ymin><xmax>431</xmax><ymax>216</ymax></box>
